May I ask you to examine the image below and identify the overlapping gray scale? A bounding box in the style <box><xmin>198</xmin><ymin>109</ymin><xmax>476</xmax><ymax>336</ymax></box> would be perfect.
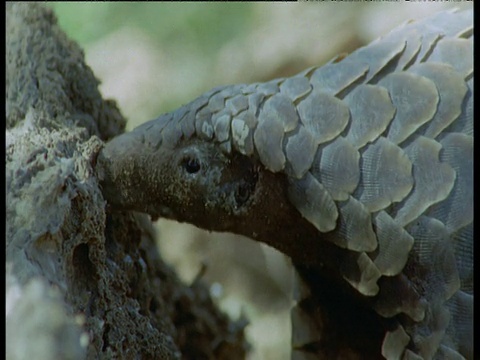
<box><xmin>374</xmin><ymin>9</ymin><xmax>471</xmax><ymax>73</ymax></box>
<box><xmin>420</xmin><ymin>8</ymin><xmax>472</xmax><ymax>38</ymax></box>
<box><xmin>428</xmin><ymin>133</ymin><xmax>473</xmax><ymax>233</ymax></box>
<box><xmin>207</xmin><ymin>91</ymin><xmax>228</xmax><ymax>113</ymax></box>
<box><xmin>284</xmin><ymin>126</ymin><xmax>317</xmax><ymax>179</ymax></box>
<box><xmin>161</xmin><ymin>119</ymin><xmax>184</xmax><ymax>149</ymax></box>
<box><xmin>335</xmin><ymin>196</ymin><xmax>376</xmax><ymax>252</ymax></box>
<box><xmin>253</xmin><ymin>94</ymin><xmax>299</xmax><ymax>172</ymax></box>
<box><xmin>340</xmin><ymin>35</ymin><xmax>406</xmax><ymax>83</ymax></box>
<box><xmin>231</xmin><ymin>111</ymin><xmax>257</xmax><ymax>156</ymax></box>
<box><xmin>133</xmin><ymin>113</ymin><xmax>171</xmax><ymax>149</ymax></box>
<box><xmin>406</xmin><ymin>216</ymin><xmax>460</xmax><ymax>303</ymax></box>
<box><xmin>416</xmin><ymin>33</ymin><xmax>442</xmax><ymax>65</ymax></box>
<box><xmin>210</xmin><ymin>93</ymin><xmax>249</xmax><ymax>146</ymax></box>
<box><xmin>356</xmin><ymin>137</ymin><xmax>413</xmax><ymax>213</ymax></box>
<box><xmin>194</xmin><ymin>103</ymin><xmax>216</xmax><ymax>140</ymax></box>
<box><xmin>255</xmin><ymin>79</ymin><xmax>281</xmax><ymax>96</ymax></box>
<box><xmin>372</xmin><ymin>211</ymin><xmax>414</xmax><ymax>277</ymax></box>
<box><xmin>447</xmin><ymin>77</ymin><xmax>473</xmax><ymax>136</ymax></box>
<box><xmin>179</xmin><ymin>106</ymin><xmax>196</xmax><ymax>139</ymax></box>
<box><xmin>343</xmin><ymin>84</ymin><xmax>395</xmax><ymax>149</ymax></box>
<box><xmin>342</xmin><ymin>251</ymin><xmax>381</xmax><ymax>297</ymax></box>
<box><xmin>409</xmin><ymin>63</ymin><xmax>468</xmax><ymax>139</ymax></box>
<box><xmin>211</xmin><ymin>112</ymin><xmax>231</xmax><ymax>142</ymax></box>
<box><xmin>408</xmin><ymin>9</ymin><xmax>472</xmax><ymax>66</ymax></box>
<box><xmin>428</xmin><ymin>38</ymin><xmax>473</xmax><ymax>79</ymax></box>
<box><xmin>225</xmin><ymin>94</ymin><xmax>248</xmax><ymax>116</ymax></box>
<box><xmin>284</xmin><ymin>10</ymin><xmax>473</xmax><ymax>360</ymax></box>
<box><xmin>262</xmin><ymin>93</ymin><xmax>299</xmax><ymax>132</ymax></box>
<box><xmin>296</xmin><ymin>92</ymin><xmax>349</xmax><ymax>146</ymax></box>
<box><xmin>195</xmin><ymin>108</ymin><xmax>213</xmax><ymax>140</ymax></box>
<box><xmin>187</xmin><ymin>94</ymin><xmax>225</xmax><ymax>142</ymax></box>
<box><xmin>193</xmin><ymin>85</ymin><xmax>244</xmax><ymax>140</ymax></box>
<box><xmin>309</xmin><ymin>60</ymin><xmax>369</xmax><ymax>96</ymax></box>
<box><xmin>280</xmin><ymin>75</ymin><xmax>312</xmax><ymax>102</ymax></box>
<box><xmin>311</xmin><ymin>137</ymin><xmax>359</xmax><ymax>201</ymax></box>
<box><xmin>241</xmin><ymin>82</ymin><xmax>258</xmax><ymax>95</ymax></box>
<box><xmin>253</xmin><ymin>115</ymin><xmax>285</xmax><ymax>172</ymax></box>
<box><xmin>394</xmin><ymin>136</ymin><xmax>456</xmax><ymax>227</ymax></box>
<box><xmin>390</xmin><ymin>31</ymin><xmax>422</xmax><ymax>72</ymax></box>
<box><xmin>171</xmin><ymin>103</ymin><xmax>189</xmax><ymax>124</ymax></box>
<box><xmin>378</xmin><ymin>72</ymin><xmax>439</xmax><ymax>145</ymax></box>
<box><xmin>141</xmin><ymin>115</ymin><xmax>181</xmax><ymax>152</ymax></box>
<box><xmin>247</xmin><ymin>92</ymin><xmax>265</xmax><ymax>112</ymax></box>
<box><xmin>287</xmin><ymin>172</ymin><xmax>338</xmax><ymax>233</ymax></box>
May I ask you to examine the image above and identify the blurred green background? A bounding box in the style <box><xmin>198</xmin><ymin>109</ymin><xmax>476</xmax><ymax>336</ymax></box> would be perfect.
<box><xmin>51</xmin><ymin>3</ymin><xmax>252</xmax><ymax>51</ymax></box>
<box><xmin>48</xmin><ymin>3</ymin><xmax>472</xmax><ymax>359</ymax></box>
<box><xmin>50</xmin><ymin>2</ymin><xmax>257</xmax><ymax>123</ymax></box>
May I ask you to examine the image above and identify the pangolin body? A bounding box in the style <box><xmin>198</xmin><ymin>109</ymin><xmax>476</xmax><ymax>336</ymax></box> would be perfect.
<box><xmin>97</xmin><ymin>9</ymin><xmax>473</xmax><ymax>359</ymax></box>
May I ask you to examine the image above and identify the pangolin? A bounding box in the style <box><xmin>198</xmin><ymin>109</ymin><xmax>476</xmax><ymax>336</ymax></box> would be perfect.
<box><xmin>97</xmin><ymin>9</ymin><xmax>473</xmax><ymax>360</ymax></box>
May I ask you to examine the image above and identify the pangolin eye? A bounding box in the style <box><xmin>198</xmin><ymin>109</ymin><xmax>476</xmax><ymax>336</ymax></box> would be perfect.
<box><xmin>181</xmin><ymin>156</ymin><xmax>201</xmax><ymax>174</ymax></box>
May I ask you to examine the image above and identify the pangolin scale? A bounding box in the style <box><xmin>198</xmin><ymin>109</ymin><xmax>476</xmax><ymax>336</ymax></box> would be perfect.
<box><xmin>97</xmin><ymin>9</ymin><xmax>473</xmax><ymax>360</ymax></box>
